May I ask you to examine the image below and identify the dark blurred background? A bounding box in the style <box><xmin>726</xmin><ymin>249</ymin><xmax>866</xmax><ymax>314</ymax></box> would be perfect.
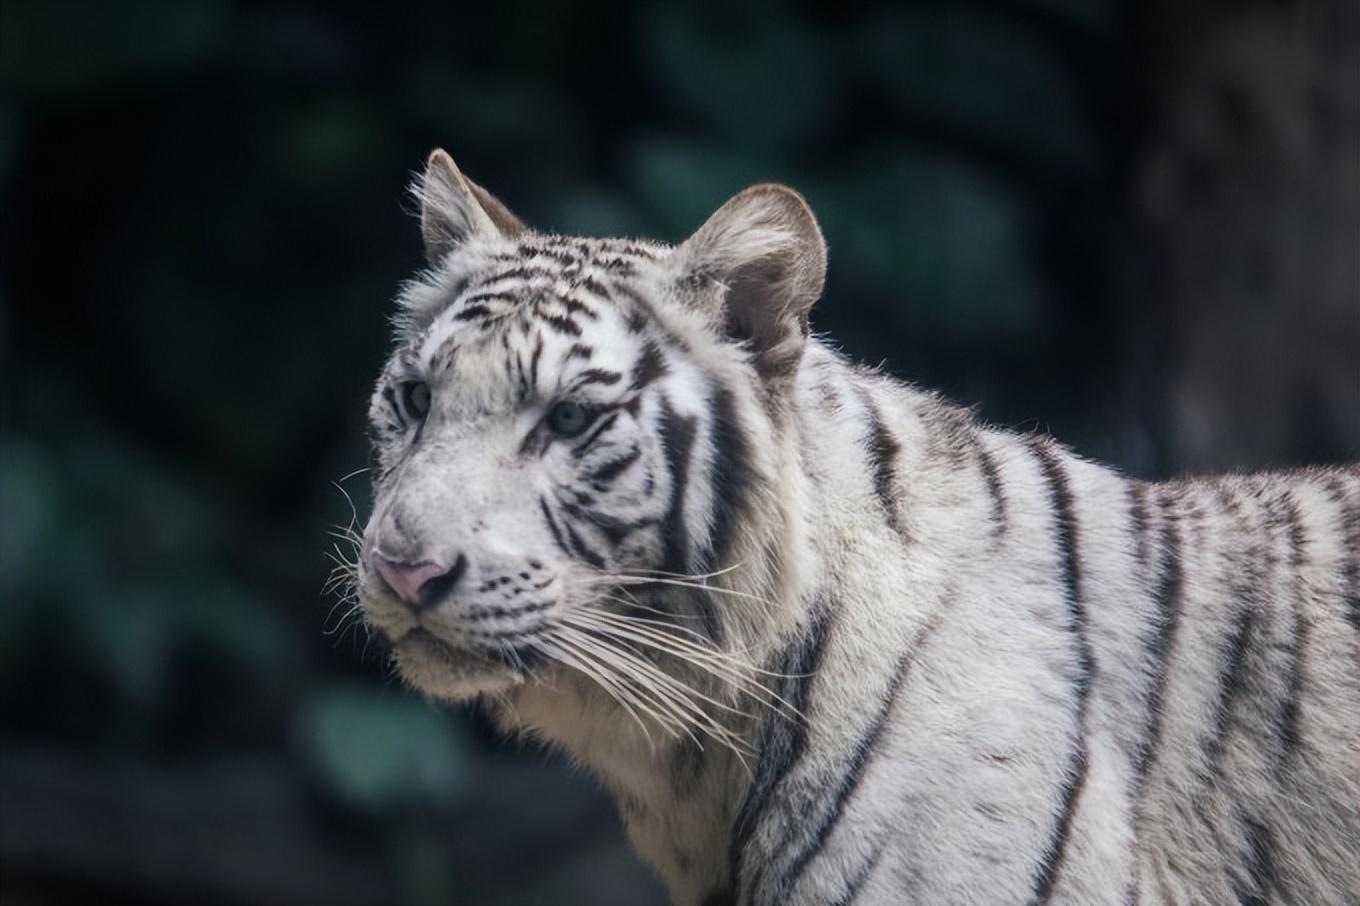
<box><xmin>1</xmin><ymin>1</ymin><xmax>1356</xmax><ymax>904</ymax></box>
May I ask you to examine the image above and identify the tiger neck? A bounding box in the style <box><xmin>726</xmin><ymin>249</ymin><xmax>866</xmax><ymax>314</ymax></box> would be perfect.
<box><xmin>498</xmin><ymin>532</ymin><xmax>813</xmax><ymax>901</ymax></box>
<box><xmin>497</xmin><ymin>669</ymin><xmax>755</xmax><ymax>906</ymax></box>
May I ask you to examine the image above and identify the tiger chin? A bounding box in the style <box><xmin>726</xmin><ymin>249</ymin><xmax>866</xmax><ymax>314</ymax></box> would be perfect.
<box><xmin>349</xmin><ymin>149</ymin><xmax>1360</xmax><ymax>906</ymax></box>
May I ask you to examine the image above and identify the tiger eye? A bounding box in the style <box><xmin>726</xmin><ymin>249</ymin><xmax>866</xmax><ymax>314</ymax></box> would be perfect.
<box><xmin>546</xmin><ymin>400</ymin><xmax>593</xmax><ymax>437</ymax></box>
<box><xmin>401</xmin><ymin>380</ymin><xmax>431</xmax><ymax>420</ymax></box>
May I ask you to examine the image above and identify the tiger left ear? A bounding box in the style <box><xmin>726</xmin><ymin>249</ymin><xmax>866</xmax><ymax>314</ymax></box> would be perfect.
<box><xmin>416</xmin><ymin>149</ymin><xmax>528</xmax><ymax>266</ymax></box>
<box><xmin>674</xmin><ymin>184</ymin><xmax>827</xmax><ymax>387</ymax></box>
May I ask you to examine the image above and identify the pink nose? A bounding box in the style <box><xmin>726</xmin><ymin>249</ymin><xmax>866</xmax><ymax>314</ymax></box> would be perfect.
<box><xmin>373</xmin><ymin>553</ymin><xmax>465</xmax><ymax>606</ymax></box>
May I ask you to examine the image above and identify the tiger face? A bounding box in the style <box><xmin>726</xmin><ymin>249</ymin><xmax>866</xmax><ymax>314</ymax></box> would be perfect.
<box><xmin>357</xmin><ymin>151</ymin><xmax>824</xmax><ymax>700</ymax></box>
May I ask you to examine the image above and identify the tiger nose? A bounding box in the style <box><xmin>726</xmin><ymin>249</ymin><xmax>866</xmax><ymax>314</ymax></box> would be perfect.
<box><xmin>373</xmin><ymin>552</ymin><xmax>468</xmax><ymax>609</ymax></box>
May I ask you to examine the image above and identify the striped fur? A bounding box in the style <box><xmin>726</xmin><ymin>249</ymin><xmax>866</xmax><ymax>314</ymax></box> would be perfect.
<box><xmin>353</xmin><ymin>152</ymin><xmax>1360</xmax><ymax>906</ymax></box>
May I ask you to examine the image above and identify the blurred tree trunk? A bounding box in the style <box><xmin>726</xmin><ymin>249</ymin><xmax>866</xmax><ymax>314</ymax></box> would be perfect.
<box><xmin>1126</xmin><ymin>0</ymin><xmax>1359</xmax><ymax>474</ymax></box>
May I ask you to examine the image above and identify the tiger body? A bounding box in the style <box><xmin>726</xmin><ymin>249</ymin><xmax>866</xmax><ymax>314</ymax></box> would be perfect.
<box><xmin>354</xmin><ymin>151</ymin><xmax>1360</xmax><ymax>906</ymax></box>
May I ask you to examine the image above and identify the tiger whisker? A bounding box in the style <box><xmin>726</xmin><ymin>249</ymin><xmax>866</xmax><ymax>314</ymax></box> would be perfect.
<box><xmin>607</xmin><ymin>562</ymin><xmax>749</xmax><ymax>582</ymax></box>
<box><xmin>330</xmin><ymin>478</ymin><xmax>364</xmax><ymax>529</ymax></box>
<box><xmin>584</xmin><ymin>604</ymin><xmax>805</xmax><ymax>693</ymax></box>
<box><xmin>594</xmin><ymin>592</ymin><xmax>796</xmax><ymax>673</ymax></box>
<box><xmin>547</xmin><ymin>626</ymin><xmax>720</xmax><ymax>752</ymax></box>
<box><xmin>597</xmin><ymin>573</ymin><xmax>777</xmax><ymax>606</ymax></box>
<box><xmin>575</xmin><ymin>605</ymin><xmax>804</xmax><ymax>719</ymax></box>
<box><xmin>563</xmin><ymin>613</ymin><xmax>760</xmax><ymax>722</ymax></box>
<box><xmin>323</xmin><ymin>602</ymin><xmax>364</xmax><ymax>637</ymax></box>
<box><xmin>554</xmin><ymin>617</ymin><xmax>756</xmax><ymax>762</ymax></box>
<box><xmin>591</xmin><ymin>585</ymin><xmax>711</xmax><ymax>622</ymax></box>
<box><xmin>535</xmin><ymin>632</ymin><xmax>677</xmax><ymax>749</ymax></box>
<box><xmin>334</xmin><ymin>466</ymin><xmax>371</xmax><ymax>485</ymax></box>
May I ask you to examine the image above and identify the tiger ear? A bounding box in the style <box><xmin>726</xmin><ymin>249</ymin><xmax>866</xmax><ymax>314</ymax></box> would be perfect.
<box><xmin>674</xmin><ymin>184</ymin><xmax>827</xmax><ymax>386</ymax></box>
<box><xmin>416</xmin><ymin>150</ymin><xmax>527</xmax><ymax>265</ymax></box>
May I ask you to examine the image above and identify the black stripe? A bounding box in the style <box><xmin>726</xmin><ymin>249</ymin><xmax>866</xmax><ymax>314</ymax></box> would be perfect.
<box><xmin>1135</xmin><ymin>491</ymin><xmax>1184</xmax><ymax>784</ymax></box>
<box><xmin>580</xmin><ymin>274</ymin><xmax>612</xmax><ymax>299</ymax></box>
<box><xmin>974</xmin><ymin>436</ymin><xmax>1008</xmax><ymax>542</ymax></box>
<box><xmin>1127</xmin><ymin>482</ymin><xmax>1150</xmax><ymax>573</ymax></box>
<box><xmin>529</xmin><ymin>336</ymin><xmax>544</xmax><ymax>389</ymax></box>
<box><xmin>1274</xmin><ymin>491</ymin><xmax>1308</xmax><ymax>764</ymax></box>
<box><xmin>571</xmin><ymin>412</ymin><xmax>620</xmax><ymax>457</ymax></box>
<box><xmin>1327</xmin><ymin>475</ymin><xmax>1360</xmax><ymax>634</ymax></box>
<box><xmin>1203</xmin><ymin>483</ymin><xmax>1268</xmax><ymax>784</ymax></box>
<box><xmin>561</xmin><ymin>501</ymin><xmax>652</xmax><ymax>547</ymax></box>
<box><xmin>606</xmin><ymin>257</ymin><xmax>640</xmax><ymax>278</ymax></box>
<box><xmin>830</xmin><ymin>841</ymin><xmax>886</xmax><ymax>906</ymax></box>
<box><xmin>587</xmin><ymin>446</ymin><xmax>642</xmax><ymax>487</ymax></box>
<box><xmin>481</xmin><ymin>265</ymin><xmax>556</xmax><ymax>283</ymax></box>
<box><xmin>631</xmin><ymin>341</ymin><xmax>669</xmax><ymax>390</ymax></box>
<box><xmin>538</xmin><ymin>312</ymin><xmax>582</xmax><ymax>337</ymax></box>
<box><xmin>459</xmin><ymin>290</ymin><xmax>515</xmax><ymax>307</ymax></box>
<box><xmin>462</xmin><ymin>599</ymin><xmax>555</xmax><ymax>622</ymax></box>
<box><xmin>454</xmin><ymin>303</ymin><xmax>494</xmax><ymax>322</ymax></box>
<box><xmin>520</xmin><ymin>241</ymin><xmax>571</xmax><ymax>264</ymax></box>
<box><xmin>1026</xmin><ymin>438</ymin><xmax>1092</xmax><ymax>906</ymax></box>
<box><xmin>564</xmin><ymin>342</ymin><xmax>594</xmax><ymax>361</ymax></box>
<box><xmin>1235</xmin><ymin>817</ymin><xmax>1278</xmax><ymax>906</ymax></box>
<box><xmin>728</xmin><ymin>600</ymin><xmax>834</xmax><ymax>900</ymax></box>
<box><xmin>558</xmin><ymin>294</ymin><xmax>600</xmax><ymax>321</ymax></box>
<box><xmin>776</xmin><ymin>604</ymin><xmax>949</xmax><ymax>902</ymax></box>
<box><xmin>539</xmin><ymin>496</ymin><xmax>571</xmax><ymax>559</ymax></box>
<box><xmin>1204</xmin><ymin>603</ymin><xmax>1256</xmax><ymax>776</ymax></box>
<box><xmin>563</xmin><ymin>519</ymin><xmax>606</xmax><ymax>568</ymax></box>
<box><xmin>861</xmin><ymin>393</ymin><xmax>906</xmax><ymax>541</ymax></box>
<box><xmin>617</xmin><ymin>242</ymin><xmax>660</xmax><ymax>260</ymax></box>
<box><xmin>382</xmin><ymin>385</ymin><xmax>401</xmax><ymax>422</ymax></box>
<box><xmin>657</xmin><ymin>396</ymin><xmax>698</xmax><ymax>575</ymax></box>
<box><xmin>572</xmin><ymin>368</ymin><xmax>623</xmax><ymax>388</ymax></box>
<box><xmin>701</xmin><ymin>384</ymin><xmax>754</xmax><ymax>573</ymax></box>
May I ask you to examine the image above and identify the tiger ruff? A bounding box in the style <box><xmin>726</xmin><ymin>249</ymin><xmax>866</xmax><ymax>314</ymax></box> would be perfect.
<box><xmin>352</xmin><ymin>150</ymin><xmax>1360</xmax><ymax>906</ymax></box>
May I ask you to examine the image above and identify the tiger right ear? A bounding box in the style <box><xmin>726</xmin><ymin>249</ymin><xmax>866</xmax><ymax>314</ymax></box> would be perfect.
<box><xmin>415</xmin><ymin>150</ymin><xmax>527</xmax><ymax>265</ymax></box>
<box><xmin>674</xmin><ymin>184</ymin><xmax>827</xmax><ymax>387</ymax></box>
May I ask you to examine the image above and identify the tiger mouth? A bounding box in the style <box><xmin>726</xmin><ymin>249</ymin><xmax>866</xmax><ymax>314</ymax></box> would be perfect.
<box><xmin>394</xmin><ymin>626</ymin><xmax>549</xmax><ymax>677</ymax></box>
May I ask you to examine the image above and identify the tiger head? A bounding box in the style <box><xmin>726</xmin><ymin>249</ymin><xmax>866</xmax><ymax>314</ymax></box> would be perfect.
<box><xmin>357</xmin><ymin>150</ymin><xmax>825</xmax><ymax>701</ymax></box>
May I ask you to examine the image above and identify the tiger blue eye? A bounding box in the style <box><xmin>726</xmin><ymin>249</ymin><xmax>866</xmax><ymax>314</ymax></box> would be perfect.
<box><xmin>401</xmin><ymin>381</ymin><xmax>431</xmax><ymax>420</ymax></box>
<box><xmin>546</xmin><ymin>401</ymin><xmax>593</xmax><ymax>437</ymax></box>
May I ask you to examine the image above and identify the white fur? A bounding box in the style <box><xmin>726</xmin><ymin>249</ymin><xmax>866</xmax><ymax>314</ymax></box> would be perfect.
<box><xmin>353</xmin><ymin>159</ymin><xmax>1360</xmax><ymax>906</ymax></box>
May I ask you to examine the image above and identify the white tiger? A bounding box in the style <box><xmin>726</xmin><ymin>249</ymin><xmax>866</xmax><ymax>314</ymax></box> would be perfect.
<box><xmin>350</xmin><ymin>149</ymin><xmax>1360</xmax><ymax>906</ymax></box>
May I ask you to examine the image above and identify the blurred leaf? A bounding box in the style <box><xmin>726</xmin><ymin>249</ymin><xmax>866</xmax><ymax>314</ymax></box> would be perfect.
<box><xmin>857</xmin><ymin>9</ymin><xmax>1096</xmax><ymax>172</ymax></box>
<box><xmin>279</xmin><ymin>98</ymin><xmax>387</xmax><ymax>189</ymax></box>
<box><xmin>0</xmin><ymin>0</ymin><xmax>229</xmax><ymax>100</ymax></box>
<box><xmin>173</xmin><ymin>584</ymin><xmax>306</xmax><ymax>679</ymax></box>
<box><xmin>622</xmin><ymin>137</ymin><xmax>777</xmax><ymax>239</ymax></box>
<box><xmin>1017</xmin><ymin>0</ymin><xmax>1116</xmax><ymax>32</ymax></box>
<box><xmin>0</xmin><ymin>105</ymin><xmax>18</xmax><ymax>188</ymax></box>
<box><xmin>295</xmin><ymin>686</ymin><xmax>477</xmax><ymax>815</ymax></box>
<box><xmin>72</xmin><ymin>591</ymin><xmax>172</xmax><ymax>712</ymax></box>
<box><xmin>406</xmin><ymin>64</ymin><xmax>577</xmax><ymax>155</ymax></box>
<box><xmin>639</xmin><ymin>3</ymin><xmax>836</xmax><ymax>147</ymax></box>
<box><xmin>817</xmin><ymin>151</ymin><xmax>1047</xmax><ymax>343</ymax></box>
<box><xmin>388</xmin><ymin>824</ymin><xmax>459</xmax><ymax>906</ymax></box>
<box><xmin>0</xmin><ymin>439</ymin><xmax>57</xmax><ymax>666</ymax></box>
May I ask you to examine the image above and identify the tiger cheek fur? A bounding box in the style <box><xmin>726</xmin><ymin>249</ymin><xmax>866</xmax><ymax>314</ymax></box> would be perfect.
<box><xmin>351</xmin><ymin>150</ymin><xmax>1360</xmax><ymax>906</ymax></box>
